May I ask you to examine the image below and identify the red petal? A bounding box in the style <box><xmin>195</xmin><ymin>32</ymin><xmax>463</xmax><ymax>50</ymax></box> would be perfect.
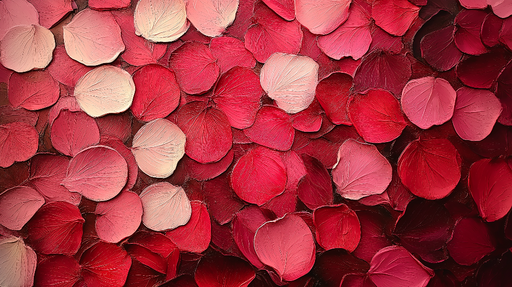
<box><xmin>28</xmin><ymin>0</ymin><xmax>72</xmax><ymax>28</ymax></box>
<box><xmin>62</xmin><ymin>145</ymin><xmax>128</xmax><ymax>202</ymax></box>
<box><xmin>8</xmin><ymin>70</ymin><xmax>59</xmax><ymax>110</ymax></box>
<box><xmin>125</xmin><ymin>244</ymin><xmax>167</xmax><ymax>274</ymax></box>
<box><xmin>456</xmin><ymin>48</ymin><xmax>510</xmax><ymax>89</ymax></box>
<box><xmin>468</xmin><ymin>158</ymin><xmax>512</xmax><ymax>222</ymax></box>
<box><xmin>454</xmin><ymin>10</ymin><xmax>488</xmax><ymax>55</ymax></box>
<box><xmin>291</xmin><ymin>100</ymin><xmax>323</xmax><ymax>132</ymax></box>
<box><xmin>80</xmin><ymin>242</ymin><xmax>132</xmax><ymax>287</ymax></box>
<box><xmin>169</xmin><ymin>42</ymin><xmax>219</xmax><ymax>94</ymax></box>
<box><xmin>297</xmin><ymin>154</ymin><xmax>333</xmax><ymax>210</ymax></box>
<box><xmin>51</xmin><ymin>110</ymin><xmax>100</xmax><ymax>157</ymax></box>
<box><xmin>254</xmin><ymin>214</ymin><xmax>316</xmax><ymax>282</ymax></box>
<box><xmin>131</xmin><ymin>64</ymin><xmax>180</xmax><ymax>122</ymax></box>
<box><xmin>46</xmin><ymin>45</ymin><xmax>93</xmax><ymax>87</ymax></box>
<box><xmin>212</xmin><ymin>67</ymin><xmax>263</xmax><ymax>129</ymax></box>
<box><xmin>447</xmin><ymin>217</ymin><xmax>495</xmax><ymax>266</ymax></box>
<box><xmin>0</xmin><ymin>122</ymin><xmax>38</xmax><ymax>168</ymax></box>
<box><xmin>349</xmin><ymin>89</ymin><xmax>407</xmax><ymax>143</ymax></box>
<box><xmin>203</xmin><ymin>174</ymin><xmax>245</xmax><ymax>225</ymax></box>
<box><xmin>313</xmin><ymin>204</ymin><xmax>361</xmax><ymax>251</ymax></box>
<box><xmin>481</xmin><ymin>13</ymin><xmax>502</xmax><ymax>48</ymax></box>
<box><xmin>209</xmin><ymin>37</ymin><xmax>256</xmax><ymax>74</ymax></box>
<box><xmin>26</xmin><ymin>201</ymin><xmax>84</xmax><ymax>255</ymax></box>
<box><xmin>34</xmin><ymin>255</ymin><xmax>81</xmax><ymax>287</ymax></box>
<box><xmin>230</xmin><ymin>146</ymin><xmax>287</xmax><ymax>205</ymax></box>
<box><xmin>353</xmin><ymin>210</ymin><xmax>392</xmax><ymax>262</ymax></box>
<box><xmin>95</xmin><ymin>113</ymin><xmax>132</xmax><ymax>143</ymax></box>
<box><xmin>165</xmin><ymin>201</ymin><xmax>211</xmax><ymax>253</ymax></box>
<box><xmin>244</xmin><ymin>3</ymin><xmax>302</xmax><ymax>63</ymax></box>
<box><xmin>372</xmin><ymin>0</ymin><xmax>419</xmax><ymax>36</ymax></box>
<box><xmin>48</xmin><ymin>96</ymin><xmax>82</xmax><ymax>125</ymax></box>
<box><xmin>89</xmin><ymin>0</ymin><xmax>130</xmax><ymax>9</ymax></box>
<box><xmin>195</xmin><ymin>253</ymin><xmax>256</xmax><ymax>287</ymax></box>
<box><xmin>0</xmin><ymin>105</ymin><xmax>38</xmax><ymax>126</ymax></box>
<box><xmin>314</xmin><ymin>249</ymin><xmax>370</xmax><ymax>287</ymax></box>
<box><xmin>420</xmin><ymin>26</ymin><xmax>462</xmax><ymax>72</ymax></box>
<box><xmin>315</xmin><ymin>72</ymin><xmax>353</xmax><ymax>125</ymax></box>
<box><xmin>177</xmin><ymin>102</ymin><xmax>232</xmax><ymax>163</ymax></box>
<box><xmin>233</xmin><ymin>206</ymin><xmax>271</xmax><ymax>269</ymax></box>
<box><xmin>398</xmin><ymin>138</ymin><xmax>461</xmax><ymax>200</ymax></box>
<box><xmin>184</xmin><ymin>150</ymin><xmax>234</xmax><ymax>181</ymax></box>
<box><xmin>499</xmin><ymin>17</ymin><xmax>512</xmax><ymax>50</ymax></box>
<box><xmin>0</xmin><ymin>186</ymin><xmax>44</xmax><ymax>230</ymax></box>
<box><xmin>368</xmin><ymin>246</ymin><xmax>433</xmax><ymax>287</ymax></box>
<box><xmin>497</xmin><ymin>62</ymin><xmax>512</xmax><ymax>126</ymax></box>
<box><xmin>244</xmin><ymin>106</ymin><xmax>295</xmax><ymax>151</ymax></box>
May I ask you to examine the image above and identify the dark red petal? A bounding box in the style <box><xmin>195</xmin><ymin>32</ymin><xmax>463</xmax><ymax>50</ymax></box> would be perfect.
<box><xmin>315</xmin><ymin>72</ymin><xmax>353</xmax><ymax>125</ymax></box>
<box><xmin>80</xmin><ymin>242</ymin><xmax>132</xmax><ymax>287</ymax></box>
<box><xmin>34</xmin><ymin>255</ymin><xmax>81</xmax><ymax>287</ymax></box>
<box><xmin>195</xmin><ymin>253</ymin><xmax>256</xmax><ymax>287</ymax></box>
<box><xmin>313</xmin><ymin>204</ymin><xmax>361</xmax><ymax>252</ymax></box>
<box><xmin>0</xmin><ymin>122</ymin><xmax>38</xmax><ymax>168</ymax></box>
<box><xmin>456</xmin><ymin>48</ymin><xmax>510</xmax><ymax>89</ymax></box>
<box><xmin>447</xmin><ymin>217</ymin><xmax>495</xmax><ymax>266</ymax></box>
<box><xmin>420</xmin><ymin>26</ymin><xmax>462</xmax><ymax>72</ymax></box>
<box><xmin>297</xmin><ymin>154</ymin><xmax>333</xmax><ymax>210</ymax></box>
<box><xmin>202</xmin><ymin>174</ymin><xmax>245</xmax><ymax>225</ymax></box>
<box><xmin>454</xmin><ymin>10</ymin><xmax>488</xmax><ymax>55</ymax></box>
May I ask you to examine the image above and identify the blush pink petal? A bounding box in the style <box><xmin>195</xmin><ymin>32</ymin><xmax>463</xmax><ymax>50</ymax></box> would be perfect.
<box><xmin>0</xmin><ymin>186</ymin><xmax>44</xmax><ymax>230</ymax></box>
<box><xmin>27</xmin><ymin>0</ymin><xmax>72</xmax><ymax>28</ymax></box>
<box><xmin>0</xmin><ymin>122</ymin><xmax>38</xmax><ymax>168</ymax></box>
<box><xmin>63</xmin><ymin>9</ymin><xmax>125</xmax><ymax>66</ymax></box>
<box><xmin>134</xmin><ymin>0</ymin><xmax>188</xmax><ymax>42</ymax></box>
<box><xmin>262</xmin><ymin>0</ymin><xmax>294</xmax><ymax>20</ymax></box>
<box><xmin>139</xmin><ymin>182</ymin><xmax>192</xmax><ymax>232</ymax></box>
<box><xmin>89</xmin><ymin>0</ymin><xmax>130</xmax><ymax>9</ymax></box>
<box><xmin>313</xmin><ymin>204</ymin><xmax>361</xmax><ymax>251</ymax></box>
<box><xmin>489</xmin><ymin>0</ymin><xmax>512</xmax><ymax>18</ymax></box>
<box><xmin>0</xmin><ymin>0</ymin><xmax>38</xmax><ymax>40</ymax></box>
<box><xmin>332</xmin><ymin>139</ymin><xmax>392</xmax><ymax>200</ymax></box>
<box><xmin>0</xmin><ymin>24</ymin><xmax>55</xmax><ymax>73</ymax></box>
<box><xmin>51</xmin><ymin>110</ymin><xmax>100</xmax><ymax>157</ymax></box>
<box><xmin>295</xmin><ymin>0</ymin><xmax>351</xmax><ymax>35</ymax></box>
<box><xmin>254</xmin><ymin>214</ymin><xmax>316</xmax><ymax>282</ymax></box>
<box><xmin>0</xmin><ymin>237</ymin><xmax>37</xmax><ymax>287</ymax></box>
<box><xmin>209</xmin><ymin>37</ymin><xmax>256</xmax><ymax>74</ymax></box>
<box><xmin>371</xmin><ymin>0</ymin><xmax>419</xmax><ymax>36</ymax></box>
<box><xmin>95</xmin><ymin>191</ymin><xmax>143</xmax><ymax>243</ymax></box>
<box><xmin>47</xmin><ymin>45</ymin><xmax>93</xmax><ymax>87</ymax></box>
<box><xmin>8</xmin><ymin>70</ymin><xmax>59</xmax><ymax>111</ymax></box>
<box><xmin>62</xmin><ymin>145</ymin><xmax>128</xmax><ymax>202</ymax></box>
<box><xmin>401</xmin><ymin>77</ymin><xmax>457</xmax><ymax>130</ymax></box>
<box><xmin>165</xmin><ymin>201</ymin><xmax>211</xmax><ymax>253</ymax></box>
<box><xmin>186</xmin><ymin>0</ymin><xmax>238</xmax><ymax>37</ymax></box>
<box><xmin>48</xmin><ymin>96</ymin><xmax>82</xmax><ymax>125</ymax></box>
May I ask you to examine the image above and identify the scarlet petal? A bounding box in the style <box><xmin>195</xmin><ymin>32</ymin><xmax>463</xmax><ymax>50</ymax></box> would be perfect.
<box><xmin>80</xmin><ymin>242</ymin><xmax>132</xmax><ymax>287</ymax></box>
<box><xmin>244</xmin><ymin>106</ymin><xmax>295</xmax><ymax>151</ymax></box>
<box><xmin>372</xmin><ymin>0</ymin><xmax>419</xmax><ymax>36</ymax></box>
<box><xmin>313</xmin><ymin>204</ymin><xmax>361</xmax><ymax>251</ymax></box>
<box><xmin>165</xmin><ymin>201</ymin><xmax>211</xmax><ymax>253</ymax></box>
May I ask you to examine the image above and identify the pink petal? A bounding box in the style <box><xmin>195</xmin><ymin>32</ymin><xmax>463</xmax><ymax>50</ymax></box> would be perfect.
<box><xmin>489</xmin><ymin>0</ymin><xmax>512</xmax><ymax>18</ymax></box>
<box><xmin>262</xmin><ymin>0</ymin><xmax>294</xmax><ymax>20</ymax></box>
<box><xmin>62</xmin><ymin>145</ymin><xmax>128</xmax><ymax>202</ymax></box>
<box><xmin>315</xmin><ymin>72</ymin><xmax>353</xmax><ymax>125</ymax></box>
<box><xmin>132</xmin><ymin>118</ymin><xmax>186</xmax><ymax>178</ymax></box>
<box><xmin>89</xmin><ymin>0</ymin><xmax>130</xmax><ymax>9</ymax></box>
<box><xmin>0</xmin><ymin>24</ymin><xmax>55</xmax><ymax>73</ymax></box>
<box><xmin>112</xmin><ymin>10</ymin><xmax>167</xmax><ymax>66</ymax></box>
<box><xmin>186</xmin><ymin>0</ymin><xmax>238</xmax><ymax>37</ymax></box>
<box><xmin>332</xmin><ymin>139</ymin><xmax>392</xmax><ymax>200</ymax></box>
<box><xmin>139</xmin><ymin>182</ymin><xmax>191</xmax><ymax>231</ymax></box>
<box><xmin>8</xmin><ymin>70</ymin><xmax>59</xmax><ymax>110</ymax></box>
<box><xmin>297</xmin><ymin>155</ymin><xmax>333</xmax><ymax>210</ymax></box>
<box><xmin>244</xmin><ymin>3</ymin><xmax>303</xmax><ymax>63</ymax></box>
<box><xmin>244</xmin><ymin>106</ymin><xmax>295</xmax><ymax>151</ymax></box>
<box><xmin>0</xmin><ymin>186</ymin><xmax>44</xmax><ymax>230</ymax></box>
<box><xmin>452</xmin><ymin>87</ymin><xmax>502</xmax><ymax>141</ymax></box>
<box><xmin>29</xmin><ymin>154</ymin><xmax>81</xmax><ymax>205</ymax></box>
<box><xmin>95</xmin><ymin>191</ymin><xmax>143</xmax><ymax>243</ymax></box>
<box><xmin>230</xmin><ymin>146</ymin><xmax>287</xmax><ymax>205</ymax></box>
<box><xmin>195</xmin><ymin>254</ymin><xmax>255</xmax><ymax>287</ymax></box>
<box><xmin>295</xmin><ymin>0</ymin><xmax>351</xmax><ymax>35</ymax></box>
<box><xmin>80</xmin><ymin>242</ymin><xmax>132</xmax><ymax>287</ymax></box>
<box><xmin>260</xmin><ymin>53</ymin><xmax>319</xmax><ymax>114</ymax></box>
<box><xmin>51</xmin><ymin>110</ymin><xmax>100</xmax><ymax>157</ymax></box>
<box><xmin>349</xmin><ymin>89</ymin><xmax>407</xmax><ymax>143</ymax></box>
<box><xmin>165</xmin><ymin>201</ymin><xmax>211</xmax><ymax>253</ymax></box>
<box><xmin>372</xmin><ymin>0</ymin><xmax>419</xmax><ymax>36</ymax></box>
<box><xmin>169</xmin><ymin>42</ymin><xmax>219</xmax><ymax>94</ymax></box>
<box><xmin>456</xmin><ymin>48</ymin><xmax>510</xmax><ymax>89</ymax></box>
<box><xmin>353</xmin><ymin>51</ymin><xmax>412</xmax><ymax>96</ymax></box>
<box><xmin>212</xmin><ymin>67</ymin><xmax>263</xmax><ymax>129</ymax></box>
<box><xmin>47</xmin><ymin>45</ymin><xmax>93</xmax><ymax>87</ymax></box>
<box><xmin>100</xmin><ymin>136</ymin><xmax>138</xmax><ymax>190</ymax></box>
<box><xmin>63</xmin><ymin>9</ymin><xmax>124</xmax><ymax>66</ymax></box>
<box><xmin>459</xmin><ymin>0</ymin><xmax>487</xmax><ymax>9</ymax></box>
<box><xmin>420</xmin><ymin>26</ymin><xmax>462</xmax><ymax>72</ymax></box>
<box><xmin>468</xmin><ymin>158</ymin><xmax>512</xmax><ymax>222</ymax></box>
<box><xmin>0</xmin><ymin>0</ymin><xmax>38</xmax><ymax>40</ymax></box>
<box><xmin>209</xmin><ymin>37</ymin><xmax>256</xmax><ymax>74</ymax></box>
<box><xmin>368</xmin><ymin>246</ymin><xmax>434</xmax><ymax>287</ymax></box>
<box><xmin>0</xmin><ymin>237</ymin><xmax>37</xmax><ymax>287</ymax></box>
<box><xmin>34</xmin><ymin>255</ymin><xmax>81</xmax><ymax>287</ymax></box>
<box><xmin>254</xmin><ymin>214</ymin><xmax>316</xmax><ymax>282</ymax></box>
<box><xmin>317</xmin><ymin>2</ymin><xmax>372</xmax><ymax>60</ymax></box>
<box><xmin>313</xmin><ymin>204</ymin><xmax>361</xmax><ymax>251</ymax></box>
<box><xmin>454</xmin><ymin>10</ymin><xmax>488</xmax><ymax>55</ymax></box>
<box><xmin>134</xmin><ymin>0</ymin><xmax>188</xmax><ymax>42</ymax></box>
<box><xmin>26</xmin><ymin>201</ymin><xmax>84</xmax><ymax>255</ymax></box>
<box><xmin>202</xmin><ymin>174</ymin><xmax>244</xmax><ymax>225</ymax></box>
<box><xmin>96</xmin><ymin>113</ymin><xmax>132</xmax><ymax>143</ymax></box>
<box><xmin>447</xmin><ymin>217</ymin><xmax>495</xmax><ymax>266</ymax></box>
<box><xmin>397</xmin><ymin>138</ymin><xmax>461</xmax><ymax>200</ymax></box>
<box><xmin>0</xmin><ymin>122</ymin><xmax>38</xmax><ymax>168</ymax></box>
<box><xmin>0</xmin><ymin>105</ymin><xmax>38</xmax><ymax>126</ymax></box>
<box><xmin>176</xmin><ymin>102</ymin><xmax>232</xmax><ymax>163</ymax></box>
<box><xmin>28</xmin><ymin>0</ymin><xmax>72</xmax><ymax>28</ymax></box>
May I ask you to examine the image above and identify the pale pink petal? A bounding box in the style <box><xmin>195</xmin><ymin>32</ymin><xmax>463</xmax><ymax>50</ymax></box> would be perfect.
<box><xmin>63</xmin><ymin>9</ymin><xmax>125</xmax><ymax>66</ymax></box>
<box><xmin>0</xmin><ymin>24</ymin><xmax>55</xmax><ymax>73</ymax></box>
<box><xmin>131</xmin><ymin>118</ymin><xmax>186</xmax><ymax>178</ymax></box>
<box><xmin>295</xmin><ymin>0</ymin><xmax>352</xmax><ymax>35</ymax></box>
<box><xmin>139</xmin><ymin>182</ymin><xmax>191</xmax><ymax>231</ymax></box>
<box><xmin>332</xmin><ymin>139</ymin><xmax>392</xmax><ymax>200</ymax></box>
<box><xmin>0</xmin><ymin>237</ymin><xmax>37</xmax><ymax>287</ymax></box>
<box><xmin>401</xmin><ymin>77</ymin><xmax>457</xmax><ymax>130</ymax></box>
<box><xmin>95</xmin><ymin>191</ymin><xmax>143</xmax><ymax>243</ymax></box>
<box><xmin>0</xmin><ymin>186</ymin><xmax>44</xmax><ymax>230</ymax></box>
<box><xmin>74</xmin><ymin>65</ymin><xmax>135</xmax><ymax>118</ymax></box>
<box><xmin>452</xmin><ymin>87</ymin><xmax>502</xmax><ymax>141</ymax></box>
<box><xmin>62</xmin><ymin>145</ymin><xmax>128</xmax><ymax>202</ymax></box>
<box><xmin>134</xmin><ymin>0</ymin><xmax>188</xmax><ymax>42</ymax></box>
<box><xmin>460</xmin><ymin>0</ymin><xmax>487</xmax><ymax>9</ymax></box>
<box><xmin>0</xmin><ymin>0</ymin><xmax>39</xmax><ymax>40</ymax></box>
<box><xmin>186</xmin><ymin>0</ymin><xmax>238</xmax><ymax>37</ymax></box>
<box><xmin>260</xmin><ymin>53</ymin><xmax>319</xmax><ymax>114</ymax></box>
<box><xmin>489</xmin><ymin>0</ymin><xmax>512</xmax><ymax>18</ymax></box>
<box><xmin>27</xmin><ymin>0</ymin><xmax>73</xmax><ymax>29</ymax></box>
